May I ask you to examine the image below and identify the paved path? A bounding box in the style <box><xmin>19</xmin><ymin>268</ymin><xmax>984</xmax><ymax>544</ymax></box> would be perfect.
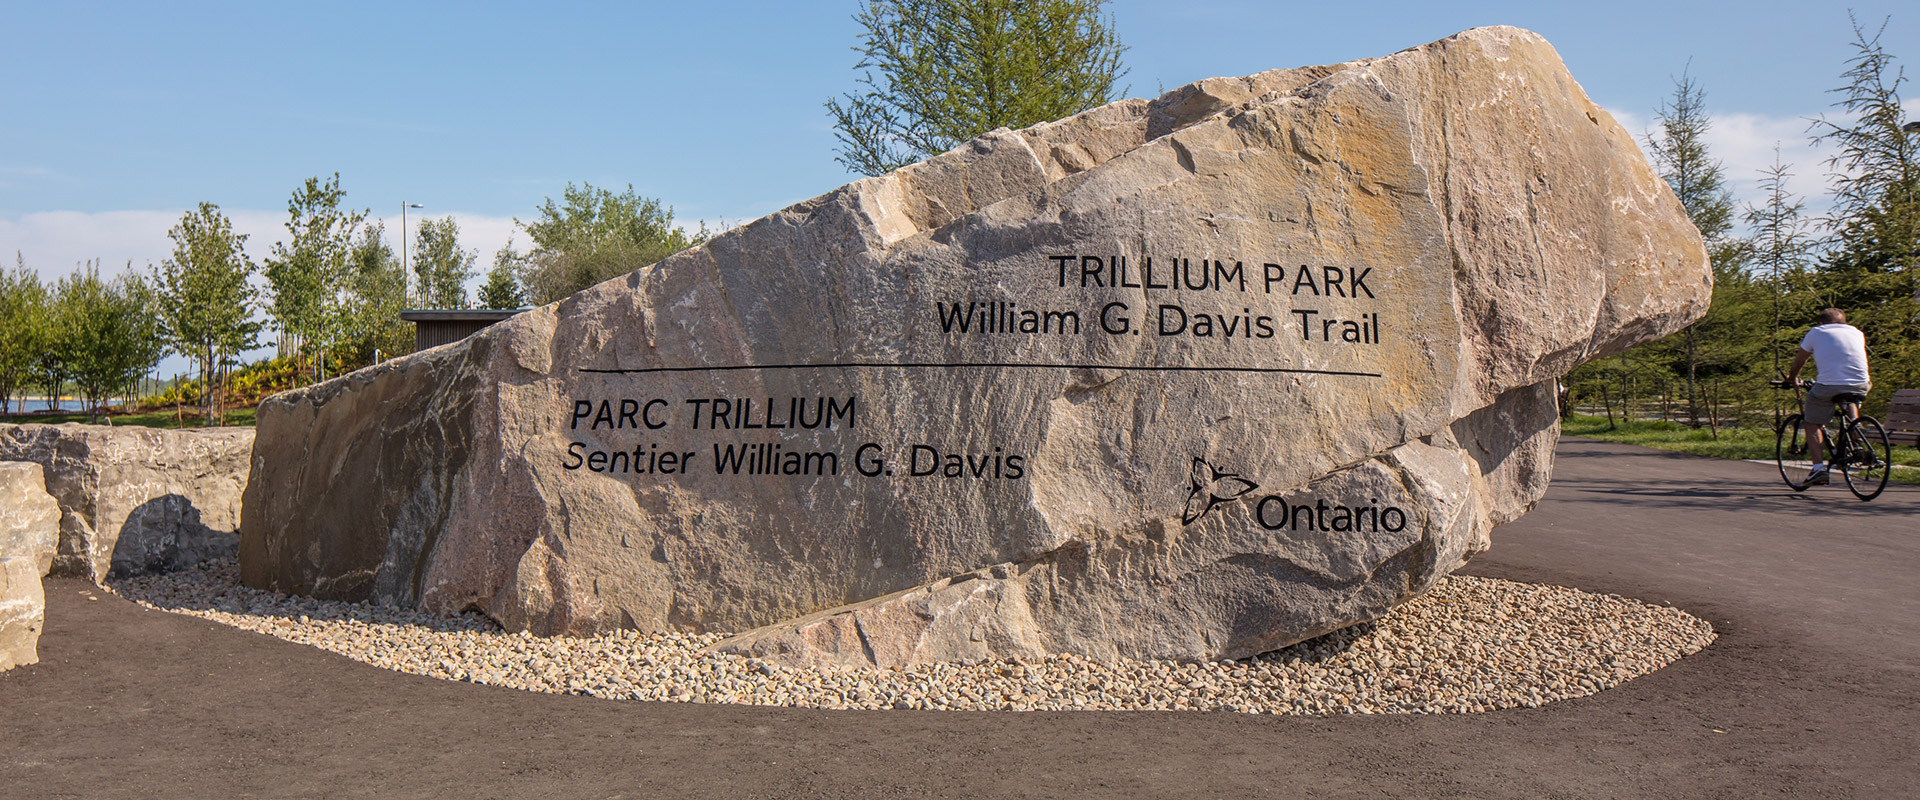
<box><xmin>3</xmin><ymin>438</ymin><xmax>1915</xmax><ymax>798</ymax></box>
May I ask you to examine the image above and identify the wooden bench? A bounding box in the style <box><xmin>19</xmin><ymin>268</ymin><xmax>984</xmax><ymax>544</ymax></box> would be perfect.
<box><xmin>1887</xmin><ymin>389</ymin><xmax>1920</xmax><ymax>448</ymax></box>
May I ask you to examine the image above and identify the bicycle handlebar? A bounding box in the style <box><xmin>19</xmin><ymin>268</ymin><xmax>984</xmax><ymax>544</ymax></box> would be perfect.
<box><xmin>1769</xmin><ymin>378</ymin><xmax>1806</xmax><ymax>389</ymax></box>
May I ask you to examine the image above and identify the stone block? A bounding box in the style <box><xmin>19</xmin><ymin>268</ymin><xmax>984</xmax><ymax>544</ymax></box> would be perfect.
<box><xmin>0</xmin><ymin>423</ymin><xmax>254</xmax><ymax>581</ymax></box>
<box><xmin>1</xmin><ymin>461</ymin><xmax>61</xmax><ymax>670</ymax></box>
<box><xmin>241</xmin><ymin>27</ymin><xmax>1708</xmax><ymax>667</ymax></box>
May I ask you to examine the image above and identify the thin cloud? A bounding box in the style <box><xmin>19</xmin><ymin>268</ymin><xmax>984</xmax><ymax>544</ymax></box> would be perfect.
<box><xmin>2</xmin><ymin>208</ymin><xmax>522</xmax><ymax>285</ymax></box>
<box><xmin>366</xmin><ymin>211</ymin><xmax>524</xmax><ymax>272</ymax></box>
<box><xmin>0</xmin><ymin>210</ymin><xmax>279</xmax><ymax>280</ymax></box>
<box><xmin>1708</xmin><ymin>111</ymin><xmax>1835</xmax><ymax>213</ymax></box>
<box><xmin>1608</xmin><ymin>106</ymin><xmax>1841</xmax><ymax>222</ymax></box>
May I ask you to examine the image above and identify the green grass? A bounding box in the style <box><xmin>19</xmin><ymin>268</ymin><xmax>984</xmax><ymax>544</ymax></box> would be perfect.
<box><xmin>0</xmin><ymin>407</ymin><xmax>255</xmax><ymax>429</ymax></box>
<box><xmin>1564</xmin><ymin>413</ymin><xmax>1920</xmax><ymax>483</ymax></box>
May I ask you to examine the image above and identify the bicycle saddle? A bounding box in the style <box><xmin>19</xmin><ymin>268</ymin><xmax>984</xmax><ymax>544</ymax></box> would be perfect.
<box><xmin>1833</xmin><ymin>392</ymin><xmax>1868</xmax><ymax>403</ymax></box>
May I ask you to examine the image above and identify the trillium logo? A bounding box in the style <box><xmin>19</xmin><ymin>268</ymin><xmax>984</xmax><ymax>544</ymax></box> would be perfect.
<box><xmin>1181</xmin><ymin>456</ymin><xmax>1259</xmax><ymax>525</ymax></box>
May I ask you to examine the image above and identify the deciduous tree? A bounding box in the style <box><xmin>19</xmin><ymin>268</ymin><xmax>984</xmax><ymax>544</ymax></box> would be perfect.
<box><xmin>334</xmin><ymin>223</ymin><xmax>413</xmax><ymax>369</ymax></box>
<box><xmin>411</xmin><ymin>216</ymin><xmax>476</xmax><ymax>309</ymax></box>
<box><xmin>264</xmin><ymin>174</ymin><xmax>366</xmax><ymax>378</ymax></box>
<box><xmin>827</xmin><ymin>0</ymin><xmax>1127</xmax><ymax>176</ymax></box>
<box><xmin>0</xmin><ymin>255</ymin><xmax>49</xmax><ymax>414</ymax></box>
<box><xmin>55</xmin><ymin>263</ymin><xmax>165</xmax><ymax>418</ymax></box>
<box><xmin>479</xmin><ymin>238</ymin><xmax>528</xmax><ymax>310</ymax></box>
<box><xmin>153</xmin><ymin>203</ymin><xmax>261</xmax><ymax>425</ymax></box>
<box><xmin>516</xmin><ymin>183</ymin><xmax>705</xmax><ymax>304</ymax></box>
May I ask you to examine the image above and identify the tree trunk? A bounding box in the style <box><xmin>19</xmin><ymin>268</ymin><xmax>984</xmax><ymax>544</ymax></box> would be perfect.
<box><xmin>202</xmin><ymin>342</ymin><xmax>216</xmax><ymax>426</ymax></box>
<box><xmin>1617</xmin><ymin>366</ymin><xmax>1631</xmax><ymax>427</ymax></box>
<box><xmin>1707</xmin><ymin>381</ymin><xmax>1721</xmax><ymax>438</ymax></box>
<box><xmin>1685</xmin><ymin>327</ymin><xmax>1701</xmax><ymax>428</ymax></box>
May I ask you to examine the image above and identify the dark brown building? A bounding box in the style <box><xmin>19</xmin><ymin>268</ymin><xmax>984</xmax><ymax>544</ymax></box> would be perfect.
<box><xmin>399</xmin><ymin>309</ymin><xmax>525</xmax><ymax>352</ymax></box>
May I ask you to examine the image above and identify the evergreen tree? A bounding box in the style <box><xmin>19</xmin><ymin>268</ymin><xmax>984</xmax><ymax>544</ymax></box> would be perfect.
<box><xmin>1808</xmin><ymin>14</ymin><xmax>1919</xmax><ymax>410</ymax></box>
<box><xmin>1812</xmin><ymin>14</ymin><xmax>1919</xmax><ymax>279</ymax></box>
<box><xmin>1745</xmin><ymin>152</ymin><xmax>1819</xmax><ymax>394</ymax></box>
<box><xmin>828</xmin><ymin>0</ymin><xmax>1127</xmax><ymax>176</ymax></box>
<box><xmin>1644</xmin><ymin>72</ymin><xmax>1744</xmax><ymax>429</ymax></box>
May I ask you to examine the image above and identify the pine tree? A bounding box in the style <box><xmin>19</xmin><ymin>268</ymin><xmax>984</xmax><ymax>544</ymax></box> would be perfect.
<box><xmin>1812</xmin><ymin>14</ymin><xmax>1919</xmax><ymax>279</ymax></box>
<box><xmin>1808</xmin><ymin>13</ymin><xmax>1919</xmax><ymax>410</ymax></box>
<box><xmin>1744</xmin><ymin>151</ymin><xmax>1818</xmax><ymax>403</ymax></box>
<box><xmin>1644</xmin><ymin>72</ymin><xmax>1742</xmax><ymax>429</ymax></box>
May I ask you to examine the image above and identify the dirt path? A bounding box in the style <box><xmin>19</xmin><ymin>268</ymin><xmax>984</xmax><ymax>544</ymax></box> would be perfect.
<box><xmin>3</xmin><ymin>437</ymin><xmax>1916</xmax><ymax>798</ymax></box>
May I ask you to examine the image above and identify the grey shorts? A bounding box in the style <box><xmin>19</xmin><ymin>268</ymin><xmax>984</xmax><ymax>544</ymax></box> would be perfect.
<box><xmin>1805</xmin><ymin>383</ymin><xmax>1871</xmax><ymax>425</ymax></box>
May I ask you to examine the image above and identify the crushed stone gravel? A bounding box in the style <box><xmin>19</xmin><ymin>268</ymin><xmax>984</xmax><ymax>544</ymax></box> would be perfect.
<box><xmin>110</xmin><ymin>560</ymin><xmax>1714</xmax><ymax>715</ymax></box>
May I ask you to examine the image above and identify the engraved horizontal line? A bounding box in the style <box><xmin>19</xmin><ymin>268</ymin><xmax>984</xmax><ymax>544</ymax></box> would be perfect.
<box><xmin>578</xmin><ymin>362</ymin><xmax>1382</xmax><ymax>378</ymax></box>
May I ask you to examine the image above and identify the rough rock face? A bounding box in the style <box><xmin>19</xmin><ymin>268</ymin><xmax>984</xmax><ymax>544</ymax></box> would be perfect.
<box><xmin>242</xmin><ymin>27</ymin><xmax>1709</xmax><ymax>668</ymax></box>
<box><xmin>0</xmin><ymin>424</ymin><xmax>254</xmax><ymax>581</ymax></box>
<box><xmin>2</xmin><ymin>461</ymin><xmax>60</xmax><ymax>670</ymax></box>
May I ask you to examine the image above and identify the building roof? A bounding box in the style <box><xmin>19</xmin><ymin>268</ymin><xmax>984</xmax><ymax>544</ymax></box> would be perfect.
<box><xmin>398</xmin><ymin>309</ymin><xmax>527</xmax><ymax>323</ymax></box>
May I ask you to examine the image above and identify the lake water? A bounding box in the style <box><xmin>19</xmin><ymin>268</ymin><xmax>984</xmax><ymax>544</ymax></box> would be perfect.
<box><xmin>8</xmin><ymin>398</ymin><xmax>93</xmax><ymax>413</ymax></box>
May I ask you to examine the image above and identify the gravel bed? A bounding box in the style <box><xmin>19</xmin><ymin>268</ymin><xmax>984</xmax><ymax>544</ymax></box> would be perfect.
<box><xmin>110</xmin><ymin>560</ymin><xmax>1714</xmax><ymax>715</ymax></box>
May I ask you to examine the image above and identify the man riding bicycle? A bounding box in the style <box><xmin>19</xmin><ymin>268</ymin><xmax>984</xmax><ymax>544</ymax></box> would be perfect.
<box><xmin>1785</xmin><ymin>308</ymin><xmax>1871</xmax><ymax>486</ymax></box>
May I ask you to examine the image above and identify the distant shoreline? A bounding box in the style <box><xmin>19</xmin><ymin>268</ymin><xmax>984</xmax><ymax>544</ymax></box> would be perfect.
<box><xmin>6</xmin><ymin>398</ymin><xmax>109</xmax><ymax>413</ymax></box>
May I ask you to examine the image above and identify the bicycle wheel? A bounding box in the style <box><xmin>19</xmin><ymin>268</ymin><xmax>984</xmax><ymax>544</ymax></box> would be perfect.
<box><xmin>1840</xmin><ymin>416</ymin><xmax>1893</xmax><ymax>501</ymax></box>
<box><xmin>1777</xmin><ymin>414</ymin><xmax>1816</xmax><ymax>490</ymax></box>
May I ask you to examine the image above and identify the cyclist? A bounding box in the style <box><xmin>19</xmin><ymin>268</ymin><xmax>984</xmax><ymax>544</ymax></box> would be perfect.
<box><xmin>1784</xmin><ymin>308</ymin><xmax>1871</xmax><ymax>486</ymax></box>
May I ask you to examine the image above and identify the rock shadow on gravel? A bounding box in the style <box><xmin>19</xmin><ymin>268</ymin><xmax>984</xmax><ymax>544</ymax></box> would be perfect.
<box><xmin>1258</xmin><ymin>621</ymin><xmax>1382</xmax><ymax>665</ymax></box>
<box><xmin>110</xmin><ymin>559</ymin><xmax>498</xmax><ymax>635</ymax></box>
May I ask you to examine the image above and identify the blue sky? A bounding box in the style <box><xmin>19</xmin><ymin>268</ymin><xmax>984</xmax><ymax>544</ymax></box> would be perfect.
<box><xmin>4</xmin><ymin>0</ymin><xmax>1917</xmax><ymax>290</ymax></box>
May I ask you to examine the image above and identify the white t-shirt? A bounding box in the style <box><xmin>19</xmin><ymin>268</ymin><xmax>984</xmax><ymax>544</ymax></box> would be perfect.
<box><xmin>1800</xmin><ymin>324</ymin><xmax>1871</xmax><ymax>386</ymax></box>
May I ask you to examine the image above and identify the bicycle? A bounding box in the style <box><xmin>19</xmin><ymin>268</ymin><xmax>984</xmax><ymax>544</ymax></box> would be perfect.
<box><xmin>1772</xmin><ymin>379</ymin><xmax>1893</xmax><ymax>501</ymax></box>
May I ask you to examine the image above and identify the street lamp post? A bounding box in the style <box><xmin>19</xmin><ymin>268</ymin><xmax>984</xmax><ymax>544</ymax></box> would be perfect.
<box><xmin>402</xmin><ymin>201</ymin><xmax>424</xmax><ymax>301</ymax></box>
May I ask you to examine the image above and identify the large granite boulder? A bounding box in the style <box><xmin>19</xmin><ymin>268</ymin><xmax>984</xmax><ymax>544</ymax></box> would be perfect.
<box><xmin>2</xmin><ymin>461</ymin><xmax>60</xmax><ymax>670</ymax></box>
<box><xmin>0</xmin><ymin>423</ymin><xmax>254</xmax><ymax>581</ymax></box>
<box><xmin>242</xmin><ymin>27</ymin><xmax>1709</xmax><ymax>668</ymax></box>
